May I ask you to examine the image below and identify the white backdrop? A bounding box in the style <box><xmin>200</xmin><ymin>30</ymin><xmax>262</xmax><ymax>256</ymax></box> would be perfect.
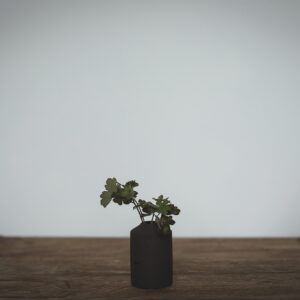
<box><xmin>0</xmin><ymin>0</ymin><xmax>299</xmax><ymax>237</ymax></box>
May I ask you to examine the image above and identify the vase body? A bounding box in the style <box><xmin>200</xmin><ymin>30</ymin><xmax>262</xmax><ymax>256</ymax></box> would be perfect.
<box><xmin>130</xmin><ymin>221</ymin><xmax>173</xmax><ymax>289</ymax></box>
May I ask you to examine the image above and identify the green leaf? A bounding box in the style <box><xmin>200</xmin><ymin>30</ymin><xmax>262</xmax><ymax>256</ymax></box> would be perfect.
<box><xmin>160</xmin><ymin>215</ymin><xmax>175</xmax><ymax>226</ymax></box>
<box><xmin>167</xmin><ymin>204</ymin><xmax>181</xmax><ymax>215</ymax></box>
<box><xmin>105</xmin><ymin>178</ymin><xmax>118</xmax><ymax>193</ymax></box>
<box><xmin>112</xmin><ymin>196</ymin><xmax>123</xmax><ymax>205</ymax></box>
<box><xmin>153</xmin><ymin>195</ymin><xmax>172</xmax><ymax>215</ymax></box>
<box><xmin>123</xmin><ymin>197</ymin><xmax>132</xmax><ymax>204</ymax></box>
<box><xmin>125</xmin><ymin>180</ymin><xmax>139</xmax><ymax>188</ymax></box>
<box><xmin>119</xmin><ymin>185</ymin><xmax>135</xmax><ymax>204</ymax></box>
<box><xmin>138</xmin><ymin>199</ymin><xmax>157</xmax><ymax>214</ymax></box>
<box><xmin>100</xmin><ymin>191</ymin><xmax>112</xmax><ymax>207</ymax></box>
<box><xmin>153</xmin><ymin>195</ymin><xmax>170</xmax><ymax>204</ymax></box>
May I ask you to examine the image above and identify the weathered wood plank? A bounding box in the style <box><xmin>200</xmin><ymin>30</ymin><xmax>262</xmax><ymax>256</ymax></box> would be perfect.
<box><xmin>0</xmin><ymin>237</ymin><xmax>299</xmax><ymax>299</ymax></box>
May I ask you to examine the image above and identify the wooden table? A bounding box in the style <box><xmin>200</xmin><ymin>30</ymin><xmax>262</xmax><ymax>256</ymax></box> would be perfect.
<box><xmin>0</xmin><ymin>237</ymin><xmax>299</xmax><ymax>299</ymax></box>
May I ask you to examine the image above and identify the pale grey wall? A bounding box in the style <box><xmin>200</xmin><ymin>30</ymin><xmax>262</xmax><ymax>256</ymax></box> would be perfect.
<box><xmin>0</xmin><ymin>0</ymin><xmax>299</xmax><ymax>237</ymax></box>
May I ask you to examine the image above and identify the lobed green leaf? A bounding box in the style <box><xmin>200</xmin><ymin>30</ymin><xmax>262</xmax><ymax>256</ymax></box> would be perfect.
<box><xmin>100</xmin><ymin>191</ymin><xmax>112</xmax><ymax>207</ymax></box>
<box><xmin>105</xmin><ymin>178</ymin><xmax>118</xmax><ymax>193</ymax></box>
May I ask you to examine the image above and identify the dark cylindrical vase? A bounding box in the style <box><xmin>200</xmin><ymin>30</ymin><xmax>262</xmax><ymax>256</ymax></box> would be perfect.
<box><xmin>130</xmin><ymin>221</ymin><xmax>173</xmax><ymax>289</ymax></box>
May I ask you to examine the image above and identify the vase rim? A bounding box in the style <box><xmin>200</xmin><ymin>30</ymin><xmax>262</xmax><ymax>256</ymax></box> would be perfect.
<box><xmin>141</xmin><ymin>221</ymin><xmax>155</xmax><ymax>225</ymax></box>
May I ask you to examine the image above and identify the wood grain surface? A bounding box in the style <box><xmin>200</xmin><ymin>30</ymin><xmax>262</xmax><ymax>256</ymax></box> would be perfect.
<box><xmin>0</xmin><ymin>237</ymin><xmax>299</xmax><ymax>299</ymax></box>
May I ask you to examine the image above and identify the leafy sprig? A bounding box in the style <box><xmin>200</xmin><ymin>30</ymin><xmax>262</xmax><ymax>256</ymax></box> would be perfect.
<box><xmin>100</xmin><ymin>178</ymin><xmax>180</xmax><ymax>234</ymax></box>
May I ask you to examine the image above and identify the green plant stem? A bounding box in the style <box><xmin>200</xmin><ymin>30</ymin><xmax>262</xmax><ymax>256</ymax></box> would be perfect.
<box><xmin>151</xmin><ymin>214</ymin><xmax>155</xmax><ymax>223</ymax></box>
<box><xmin>151</xmin><ymin>213</ymin><xmax>160</xmax><ymax>223</ymax></box>
<box><xmin>132</xmin><ymin>199</ymin><xmax>144</xmax><ymax>222</ymax></box>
